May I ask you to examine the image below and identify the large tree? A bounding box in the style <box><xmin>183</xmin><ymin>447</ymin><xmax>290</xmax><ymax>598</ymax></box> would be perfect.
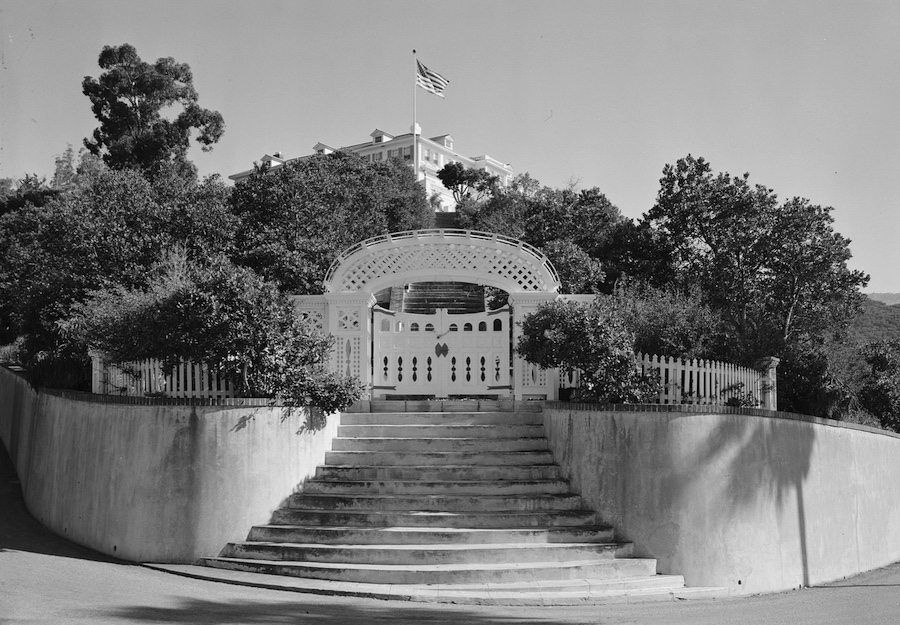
<box><xmin>436</xmin><ymin>162</ymin><xmax>498</xmax><ymax>204</ymax></box>
<box><xmin>644</xmin><ymin>155</ymin><xmax>869</xmax><ymax>414</ymax></box>
<box><xmin>646</xmin><ymin>155</ymin><xmax>868</xmax><ymax>361</ymax></box>
<box><xmin>82</xmin><ymin>43</ymin><xmax>224</xmax><ymax>180</ymax></box>
<box><xmin>230</xmin><ymin>151</ymin><xmax>432</xmax><ymax>294</ymax></box>
<box><xmin>0</xmin><ymin>167</ymin><xmax>232</xmax><ymax>388</ymax></box>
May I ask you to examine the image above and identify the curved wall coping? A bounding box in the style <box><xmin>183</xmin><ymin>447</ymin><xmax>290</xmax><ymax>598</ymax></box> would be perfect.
<box><xmin>40</xmin><ymin>387</ymin><xmax>280</xmax><ymax>408</ymax></box>
<box><xmin>543</xmin><ymin>401</ymin><xmax>899</xmax><ymax>440</ymax></box>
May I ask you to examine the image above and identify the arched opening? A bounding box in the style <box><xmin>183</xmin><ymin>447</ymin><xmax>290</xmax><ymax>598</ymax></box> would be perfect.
<box><xmin>302</xmin><ymin>230</ymin><xmax>562</xmax><ymax>400</ymax></box>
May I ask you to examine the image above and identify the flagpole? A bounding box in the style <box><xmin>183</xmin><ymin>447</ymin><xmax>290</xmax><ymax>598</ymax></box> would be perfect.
<box><xmin>412</xmin><ymin>49</ymin><xmax>420</xmax><ymax>184</ymax></box>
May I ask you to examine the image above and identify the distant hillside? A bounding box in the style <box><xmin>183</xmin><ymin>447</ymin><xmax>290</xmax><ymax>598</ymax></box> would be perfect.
<box><xmin>848</xmin><ymin>297</ymin><xmax>900</xmax><ymax>344</ymax></box>
<box><xmin>867</xmin><ymin>293</ymin><xmax>900</xmax><ymax>305</ymax></box>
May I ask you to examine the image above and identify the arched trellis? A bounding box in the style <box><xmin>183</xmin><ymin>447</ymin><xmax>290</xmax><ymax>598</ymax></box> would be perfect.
<box><xmin>296</xmin><ymin>229</ymin><xmax>563</xmax><ymax>400</ymax></box>
<box><xmin>324</xmin><ymin>229</ymin><xmax>561</xmax><ymax>295</ymax></box>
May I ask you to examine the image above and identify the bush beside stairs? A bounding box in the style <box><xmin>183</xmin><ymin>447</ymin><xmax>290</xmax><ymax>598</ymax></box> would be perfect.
<box><xmin>199</xmin><ymin>401</ymin><xmax>724</xmax><ymax>605</ymax></box>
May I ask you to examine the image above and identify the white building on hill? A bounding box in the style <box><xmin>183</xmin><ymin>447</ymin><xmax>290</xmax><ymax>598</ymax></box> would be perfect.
<box><xmin>228</xmin><ymin>124</ymin><xmax>513</xmax><ymax>211</ymax></box>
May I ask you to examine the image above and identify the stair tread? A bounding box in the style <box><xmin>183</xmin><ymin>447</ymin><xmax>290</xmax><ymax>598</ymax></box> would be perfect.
<box><xmin>208</xmin><ymin>556</ymin><xmax>654</xmax><ymax>572</ymax></box>
<box><xmin>293</xmin><ymin>492</ymin><xmax>580</xmax><ymax>499</ymax></box>
<box><xmin>273</xmin><ymin>509</ymin><xmax>595</xmax><ymax>517</ymax></box>
<box><xmin>333</xmin><ymin>436</ymin><xmax>544</xmax><ymax>440</ymax></box>
<box><xmin>319</xmin><ymin>464</ymin><xmax>556</xmax><ymax>469</ymax></box>
<box><xmin>306</xmin><ymin>479</ymin><xmax>568</xmax><ymax>486</ymax></box>
<box><xmin>232</xmin><ymin>541</ymin><xmax>625</xmax><ymax>550</ymax></box>
<box><xmin>252</xmin><ymin>524</ymin><xmax>613</xmax><ymax>532</ymax></box>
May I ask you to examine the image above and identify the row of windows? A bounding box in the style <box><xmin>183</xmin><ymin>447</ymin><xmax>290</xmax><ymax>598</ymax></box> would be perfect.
<box><xmin>380</xmin><ymin>319</ymin><xmax>503</xmax><ymax>332</ymax></box>
<box><xmin>365</xmin><ymin>148</ymin><xmax>413</xmax><ymax>163</ymax></box>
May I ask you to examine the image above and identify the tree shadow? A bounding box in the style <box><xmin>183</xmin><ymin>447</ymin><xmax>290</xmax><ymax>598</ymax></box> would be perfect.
<box><xmin>670</xmin><ymin>412</ymin><xmax>817</xmax><ymax>586</ymax></box>
<box><xmin>100</xmin><ymin>596</ymin><xmax>581</xmax><ymax>624</ymax></box>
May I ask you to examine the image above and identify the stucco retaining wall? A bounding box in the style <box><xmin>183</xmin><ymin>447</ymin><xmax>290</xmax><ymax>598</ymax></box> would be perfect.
<box><xmin>543</xmin><ymin>403</ymin><xmax>900</xmax><ymax>595</ymax></box>
<box><xmin>0</xmin><ymin>366</ymin><xmax>338</xmax><ymax>563</ymax></box>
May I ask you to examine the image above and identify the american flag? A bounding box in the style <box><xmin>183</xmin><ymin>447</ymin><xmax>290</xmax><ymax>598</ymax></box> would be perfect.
<box><xmin>416</xmin><ymin>60</ymin><xmax>449</xmax><ymax>98</ymax></box>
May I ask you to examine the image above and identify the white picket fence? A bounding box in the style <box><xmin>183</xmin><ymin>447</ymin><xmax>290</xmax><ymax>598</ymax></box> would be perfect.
<box><xmin>90</xmin><ymin>353</ymin><xmax>236</xmax><ymax>399</ymax></box>
<box><xmin>560</xmin><ymin>353</ymin><xmax>773</xmax><ymax>408</ymax></box>
<box><xmin>90</xmin><ymin>350</ymin><xmax>774</xmax><ymax>407</ymax></box>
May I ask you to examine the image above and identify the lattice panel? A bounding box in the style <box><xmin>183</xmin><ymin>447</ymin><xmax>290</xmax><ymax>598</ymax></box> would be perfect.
<box><xmin>297</xmin><ymin>309</ymin><xmax>325</xmax><ymax>333</ymax></box>
<box><xmin>337</xmin><ymin>308</ymin><xmax>361</xmax><ymax>331</ymax></box>
<box><xmin>330</xmin><ymin>240</ymin><xmax>558</xmax><ymax>293</ymax></box>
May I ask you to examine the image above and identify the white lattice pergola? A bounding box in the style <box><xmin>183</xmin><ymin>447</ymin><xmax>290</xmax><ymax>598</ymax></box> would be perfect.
<box><xmin>296</xmin><ymin>229</ymin><xmax>563</xmax><ymax>400</ymax></box>
<box><xmin>323</xmin><ymin>230</ymin><xmax>561</xmax><ymax>294</ymax></box>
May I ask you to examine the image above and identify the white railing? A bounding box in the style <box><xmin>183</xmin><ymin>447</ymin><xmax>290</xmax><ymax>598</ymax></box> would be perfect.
<box><xmin>560</xmin><ymin>353</ymin><xmax>775</xmax><ymax>408</ymax></box>
<box><xmin>90</xmin><ymin>353</ymin><xmax>236</xmax><ymax>399</ymax></box>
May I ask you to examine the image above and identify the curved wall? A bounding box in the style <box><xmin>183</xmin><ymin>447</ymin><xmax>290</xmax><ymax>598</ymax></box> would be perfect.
<box><xmin>0</xmin><ymin>366</ymin><xmax>337</xmax><ymax>562</ymax></box>
<box><xmin>543</xmin><ymin>403</ymin><xmax>900</xmax><ymax>595</ymax></box>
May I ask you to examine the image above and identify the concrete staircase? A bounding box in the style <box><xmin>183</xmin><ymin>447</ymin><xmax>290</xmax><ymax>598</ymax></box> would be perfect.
<box><xmin>201</xmin><ymin>401</ymin><xmax>719</xmax><ymax>604</ymax></box>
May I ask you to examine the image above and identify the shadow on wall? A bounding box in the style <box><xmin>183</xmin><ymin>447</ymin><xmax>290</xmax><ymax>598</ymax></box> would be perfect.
<box><xmin>551</xmin><ymin>406</ymin><xmax>829</xmax><ymax>593</ymax></box>
<box><xmin>678</xmin><ymin>414</ymin><xmax>817</xmax><ymax>587</ymax></box>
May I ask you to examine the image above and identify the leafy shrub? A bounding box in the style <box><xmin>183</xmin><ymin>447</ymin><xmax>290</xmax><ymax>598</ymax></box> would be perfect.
<box><xmin>65</xmin><ymin>250</ymin><xmax>362</xmax><ymax>419</ymax></box>
<box><xmin>858</xmin><ymin>339</ymin><xmax>900</xmax><ymax>432</ymax></box>
<box><xmin>611</xmin><ymin>284</ymin><xmax>724</xmax><ymax>359</ymax></box>
<box><xmin>516</xmin><ymin>299</ymin><xmax>659</xmax><ymax>404</ymax></box>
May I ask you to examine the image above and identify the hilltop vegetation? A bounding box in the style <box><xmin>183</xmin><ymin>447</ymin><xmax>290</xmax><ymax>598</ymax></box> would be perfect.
<box><xmin>851</xmin><ymin>298</ymin><xmax>900</xmax><ymax>344</ymax></box>
<box><xmin>866</xmin><ymin>293</ymin><xmax>900</xmax><ymax>306</ymax></box>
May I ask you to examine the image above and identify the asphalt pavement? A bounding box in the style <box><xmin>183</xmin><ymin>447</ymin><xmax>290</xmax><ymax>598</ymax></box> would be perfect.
<box><xmin>3</xmin><ymin>442</ymin><xmax>900</xmax><ymax>625</ymax></box>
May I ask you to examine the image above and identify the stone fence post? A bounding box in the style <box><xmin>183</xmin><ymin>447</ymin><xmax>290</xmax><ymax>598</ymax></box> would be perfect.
<box><xmin>757</xmin><ymin>356</ymin><xmax>780</xmax><ymax>410</ymax></box>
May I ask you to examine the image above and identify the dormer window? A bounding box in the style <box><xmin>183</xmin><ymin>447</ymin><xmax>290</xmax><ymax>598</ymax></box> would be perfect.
<box><xmin>370</xmin><ymin>129</ymin><xmax>394</xmax><ymax>145</ymax></box>
<box><xmin>312</xmin><ymin>142</ymin><xmax>334</xmax><ymax>156</ymax></box>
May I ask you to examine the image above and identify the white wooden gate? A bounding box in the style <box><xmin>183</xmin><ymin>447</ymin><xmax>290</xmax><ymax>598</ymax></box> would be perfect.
<box><xmin>371</xmin><ymin>306</ymin><xmax>512</xmax><ymax>398</ymax></box>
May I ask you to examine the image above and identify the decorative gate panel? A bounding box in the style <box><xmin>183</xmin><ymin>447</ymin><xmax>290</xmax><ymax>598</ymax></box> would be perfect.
<box><xmin>372</xmin><ymin>307</ymin><xmax>511</xmax><ymax>398</ymax></box>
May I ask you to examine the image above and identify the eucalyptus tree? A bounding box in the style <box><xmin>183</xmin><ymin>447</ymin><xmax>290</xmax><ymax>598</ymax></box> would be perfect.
<box><xmin>82</xmin><ymin>43</ymin><xmax>224</xmax><ymax>181</ymax></box>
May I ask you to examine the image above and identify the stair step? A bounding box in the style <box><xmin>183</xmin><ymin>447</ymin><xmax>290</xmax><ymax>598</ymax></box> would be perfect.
<box><xmin>336</xmin><ymin>424</ymin><xmax>545</xmax><ymax>438</ymax></box>
<box><xmin>314</xmin><ymin>464</ymin><xmax>562</xmax><ymax>481</ymax></box>
<box><xmin>270</xmin><ymin>509</ymin><xmax>598</xmax><ymax>528</ymax></box>
<box><xmin>330</xmin><ymin>437</ymin><xmax>548</xmax><ymax>452</ymax></box>
<box><xmin>286</xmin><ymin>493</ymin><xmax>585</xmax><ymax>513</ymax></box>
<box><xmin>221</xmin><ymin>541</ymin><xmax>633</xmax><ymax>565</ymax></box>
<box><xmin>325</xmin><ymin>450</ymin><xmax>554</xmax><ymax>466</ymax></box>
<box><xmin>341</xmin><ymin>411</ymin><xmax>542</xmax><ymax>425</ymax></box>
<box><xmin>202</xmin><ymin>556</ymin><xmax>660</xmax><ymax>584</ymax></box>
<box><xmin>302</xmin><ymin>479</ymin><xmax>571</xmax><ymax>495</ymax></box>
<box><xmin>247</xmin><ymin>525</ymin><xmax>616</xmax><ymax>545</ymax></box>
<box><xmin>407</xmin><ymin>574</ymin><xmax>686</xmax><ymax>594</ymax></box>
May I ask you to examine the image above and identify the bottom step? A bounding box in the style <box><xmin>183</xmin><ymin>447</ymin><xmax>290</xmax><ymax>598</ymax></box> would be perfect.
<box><xmin>150</xmin><ymin>563</ymin><xmax>726</xmax><ymax>606</ymax></box>
<box><xmin>202</xmin><ymin>556</ymin><xmax>659</xmax><ymax>585</ymax></box>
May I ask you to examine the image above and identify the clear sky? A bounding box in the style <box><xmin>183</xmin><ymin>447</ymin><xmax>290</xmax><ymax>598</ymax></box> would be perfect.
<box><xmin>2</xmin><ymin>1</ymin><xmax>898</xmax><ymax>291</ymax></box>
